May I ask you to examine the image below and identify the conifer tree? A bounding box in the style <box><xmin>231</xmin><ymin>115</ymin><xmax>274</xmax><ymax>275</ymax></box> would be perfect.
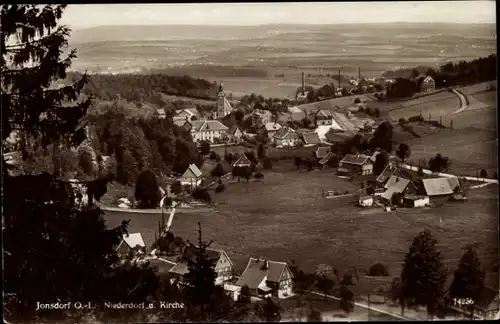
<box><xmin>449</xmin><ymin>247</ymin><xmax>485</xmax><ymax>303</ymax></box>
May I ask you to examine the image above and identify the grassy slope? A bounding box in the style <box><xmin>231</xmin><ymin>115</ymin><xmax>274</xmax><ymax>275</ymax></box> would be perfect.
<box><xmin>103</xmin><ymin>162</ymin><xmax>498</xmax><ymax>286</ymax></box>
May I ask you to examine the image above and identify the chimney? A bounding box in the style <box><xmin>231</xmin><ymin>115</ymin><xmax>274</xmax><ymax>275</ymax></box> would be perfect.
<box><xmin>302</xmin><ymin>72</ymin><xmax>305</xmax><ymax>94</ymax></box>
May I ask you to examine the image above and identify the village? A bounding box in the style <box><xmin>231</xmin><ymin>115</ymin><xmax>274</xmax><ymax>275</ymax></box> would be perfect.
<box><xmin>107</xmin><ymin>74</ymin><xmax>498</xmax><ymax>321</ymax></box>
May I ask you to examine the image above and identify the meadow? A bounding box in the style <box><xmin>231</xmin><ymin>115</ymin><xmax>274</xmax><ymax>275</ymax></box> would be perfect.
<box><xmin>103</xmin><ymin>162</ymin><xmax>498</xmax><ymax>286</ymax></box>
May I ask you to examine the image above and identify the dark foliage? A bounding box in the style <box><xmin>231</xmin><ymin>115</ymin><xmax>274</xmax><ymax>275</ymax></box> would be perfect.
<box><xmin>448</xmin><ymin>248</ymin><xmax>485</xmax><ymax>304</ymax></box>
<box><xmin>262</xmin><ymin>158</ymin><xmax>273</xmax><ymax>169</ymax></box>
<box><xmin>369</xmin><ymin>263</ymin><xmax>390</xmax><ymax>277</ymax></box>
<box><xmin>396</xmin><ymin>143</ymin><xmax>411</xmax><ymax>162</ymax></box>
<box><xmin>135</xmin><ymin>169</ymin><xmax>161</xmax><ymax>208</ymax></box>
<box><xmin>428</xmin><ymin>154</ymin><xmax>450</xmax><ymax>173</ymax></box>
<box><xmin>339</xmin><ymin>285</ymin><xmax>354</xmax><ymax>313</ymax></box>
<box><xmin>373</xmin><ymin>151</ymin><xmax>389</xmax><ymax>175</ymax></box>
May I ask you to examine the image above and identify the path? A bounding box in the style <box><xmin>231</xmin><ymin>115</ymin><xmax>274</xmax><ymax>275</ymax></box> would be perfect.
<box><xmin>98</xmin><ymin>204</ymin><xmax>213</xmax><ymax>214</ymax></box>
<box><xmin>400</xmin><ymin>163</ymin><xmax>498</xmax><ymax>184</ymax></box>
<box><xmin>451</xmin><ymin>89</ymin><xmax>468</xmax><ymax>114</ymax></box>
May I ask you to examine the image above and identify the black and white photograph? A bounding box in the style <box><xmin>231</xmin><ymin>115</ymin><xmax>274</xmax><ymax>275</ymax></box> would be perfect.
<box><xmin>2</xmin><ymin>1</ymin><xmax>498</xmax><ymax>323</ymax></box>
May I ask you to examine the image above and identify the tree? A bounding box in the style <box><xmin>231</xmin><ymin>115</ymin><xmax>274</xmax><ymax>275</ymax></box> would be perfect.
<box><xmin>135</xmin><ymin>170</ymin><xmax>161</xmax><ymax>209</ymax></box>
<box><xmin>211</xmin><ymin>163</ymin><xmax>225</xmax><ymax>181</ymax></box>
<box><xmin>78</xmin><ymin>148</ymin><xmax>95</xmax><ymax>176</ymax></box>
<box><xmin>209</xmin><ymin>151</ymin><xmax>217</xmax><ymax>160</ymax></box>
<box><xmin>262</xmin><ymin>158</ymin><xmax>272</xmax><ymax>169</ymax></box>
<box><xmin>418</xmin><ymin>165</ymin><xmax>425</xmax><ymax>177</ymax></box>
<box><xmin>224</xmin><ymin>152</ymin><xmax>234</xmax><ymax>163</ymax></box>
<box><xmin>294</xmin><ymin>156</ymin><xmax>303</xmax><ymax>169</ymax></box>
<box><xmin>200</xmin><ymin>141</ymin><xmax>211</xmax><ymax>155</ymax></box>
<box><xmin>234</xmin><ymin>109</ymin><xmax>245</xmax><ymax>123</ymax></box>
<box><xmin>428</xmin><ymin>154</ymin><xmax>449</xmax><ymax>173</ymax></box>
<box><xmin>391</xmin><ymin>192</ymin><xmax>403</xmax><ymax>206</ymax></box>
<box><xmin>257</xmin><ymin>143</ymin><xmax>266</xmax><ymax>160</ymax></box>
<box><xmin>369</xmin><ymin>263</ymin><xmax>390</xmax><ymax>277</ymax></box>
<box><xmin>400</xmin><ymin>230</ymin><xmax>447</xmax><ymax>317</ymax></box>
<box><xmin>371</xmin><ymin>122</ymin><xmax>393</xmax><ymax>152</ymax></box>
<box><xmin>170</xmin><ymin>180</ymin><xmax>183</xmax><ymax>196</ymax></box>
<box><xmin>479</xmin><ymin>169</ymin><xmax>487</xmax><ymax>179</ymax></box>
<box><xmin>307</xmin><ymin>307</ymin><xmax>322</xmax><ymax>322</ymax></box>
<box><xmin>391</xmin><ymin>277</ymin><xmax>402</xmax><ymax>303</ymax></box>
<box><xmin>183</xmin><ymin>222</ymin><xmax>230</xmax><ymax>321</ymax></box>
<box><xmin>448</xmin><ymin>248</ymin><xmax>485</xmax><ymax>304</ymax></box>
<box><xmin>316</xmin><ymin>275</ymin><xmax>334</xmax><ymax>300</ymax></box>
<box><xmin>396</xmin><ymin>143</ymin><xmax>411</xmax><ymax>162</ymax></box>
<box><xmin>339</xmin><ymin>285</ymin><xmax>354</xmax><ymax>314</ymax></box>
<box><xmin>373</xmin><ymin>151</ymin><xmax>389</xmax><ymax>175</ymax></box>
<box><xmin>232</xmin><ymin>166</ymin><xmax>242</xmax><ymax>182</ymax></box>
<box><xmin>257</xmin><ymin>297</ymin><xmax>281</xmax><ymax>322</ymax></box>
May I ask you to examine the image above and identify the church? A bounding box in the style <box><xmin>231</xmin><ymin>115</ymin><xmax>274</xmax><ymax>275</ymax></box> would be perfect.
<box><xmin>213</xmin><ymin>81</ymin><xmax>233</xmax><ymax>120</ymax></box>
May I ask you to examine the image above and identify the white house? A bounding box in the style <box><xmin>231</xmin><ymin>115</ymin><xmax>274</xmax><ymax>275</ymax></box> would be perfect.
<box><xmin>403</xmin><ymin>195</ymin><xmax>430</xmax><ymax>208</ymax></box>
<box><xmin>178</xmin><ymin>164</ymin><xmax>203</xmax><ymax>188</ymax></box>
<box><xmin>116</xmin><ymin>233</ymin><xmax>146</xmax><ymax>258</ymax></box>
<box><xmin>420</xmin><ymin>76</ymin><xmax>436</xmax><ymax>92</ymax></box>
<box><xmin>358</xmin><ymin>196</ymin><xmax>373</xmax><ymax>207</ymax></box>
<box><xmin>273</xmin><ymin>127</ymin><xmax>301</xmax><ymax>147</ymax></box>
<box><xmin>264</xmin><ymin>122</ymin><xmax>282</xmax><ymax>139</ymax></box>
<box><xmin>190</xmin><ymin>120</ymin><xmax>229</xmax><ymax>143</ymax></box>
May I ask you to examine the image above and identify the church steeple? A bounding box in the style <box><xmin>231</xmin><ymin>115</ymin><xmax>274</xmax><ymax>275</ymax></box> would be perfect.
<box><xmin>219</xmin><ymin>81</ymin><xmax>224</xmax><ymax>93</ymax></box>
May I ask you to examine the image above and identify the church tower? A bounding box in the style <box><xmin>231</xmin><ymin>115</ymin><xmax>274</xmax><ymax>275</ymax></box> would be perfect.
<box><xmin>214</xmin><ymin>81</ymin><xmax>232</xmax><ymax>119</ymax></box>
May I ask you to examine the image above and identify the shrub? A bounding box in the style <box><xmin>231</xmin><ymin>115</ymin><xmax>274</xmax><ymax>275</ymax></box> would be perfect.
<box><xmin>343</xmin><ymin>190</ymin><xmax>349</xmax><ymax>195</ymax></box>
<box><xmin>408</xmin><ymin>115</ymin><xmax>425</xmax><ymax>123</ymax></box>
<box><xmin>209</xmin><ymin>151</ymin><xmax>217</xmax><ymax>160</ymax></box>
<box><xmin>354</xmin><ymin>97</ymin><xmax>361</xmax><ymax>104</ymax></box>
<box><xmin>398</xmin><ymin>118</ymin><xmax>406</xmax><ymax>124</ymax></box>
<box><xmin>254</xmin><ymin>172</ymin><xmax>264</xmax><ymax>179</ymax></box>
<box><xmin>368</xmin><ymin>263</ymin><xmax>390</xmax><ymax>277</ymax></box>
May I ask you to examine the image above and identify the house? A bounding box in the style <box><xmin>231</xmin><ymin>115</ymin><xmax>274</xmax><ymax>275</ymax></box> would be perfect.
<box><xmin>273</xmin><ymin>127</ymin><xmax>301</xmax><ymax>147</ymax></box>
<box><xmin>252</xmin><ymin>109</ymin><xmax>272</xmax><ymax>126</ymax></box>
<box><xmin>174</xmin><ymin>108</ymin><xmax>200</xmax><ymax>122</ymax></box>
<box><xmin>173</xmin><ymin>119</ymin><xmax>192</xmax><ymax>131</ymax></box>
<box><xmin>402</xmin><ymin>195</ymin><xmax>430</xmax><ymax>208</ymax></box>
<box><xmin>169</xmin><ymin>246</ymin><xmax>233</xmax><ymax>286</ymax></box>
<box><xmin>420</xmin><ymin>177</ymin><xmax>455</xmax><ymax>201</ymax></box>
<box><xmin>301</xmin><ymin>132</ymin><xmax>321</xmax><ymax>146</ymax></box>
<box><xmin>314</xmin><ymin>109</ymin><xmax>334</xmax><ymax>126</ymax></box>
<box><xmin>376</xmin><ymin>164</ymin><xmax>405</xmax><ymax>186</ymax></box>
<box><xmin>264</xmin><ymin>122</ymin><xmax>282</xmax><ymax>139</ymax></box>
<box><xmin>228</xmin><ymin>126</ymin><xmax>244</xmax><ymax>142</ymax></box>
<box><xmin>235</xmin><ymin>257</ymin><xmax>294</xmax><ymax>299</ymax></box>
<box><xmin>232</xmin><ymin>153</ymin><xmax>252</xmax><ymax>168</ymax></box>
<box><xmin>319</xmin><ymin>152</ymin><xmax>337</xmax><ymax>168</ymax></box>
<box><xmin>358</xmin><ymin>196</ymin><xmax>373</xmax><ymax>207</ymax></box>
<box><xmin>224</xmin><ymin>284</ymin><xmax>242</xmax><ymax>302</ymax></box>
<box><xmin>337</xmin><ymin>154</ymin><xmax>373</xmax><ymax>176</ymax></box>
<box><xmin>190</xmin><ymin>120</ymin><xmax>229</xmax><ymax>143</ymax></box>
<box><xmin>381</xmin><ymin>176</ymin><xmax>417</xmax><ymax>202</ymax></box>
<box><xmin>213</xmin><ymin>82</ymin><xmax>233</xmax><ymax>119</ymax></box>
<box><xmin>444</xmin><ymin>287</ymin><xmax>499</xmax><ymax>320</ymax></box>
<box><xmin>178</xmin><ymin>164</ymin><xmax>202</xmax><ymax>188</ymax></box>
<box><xmin>145</xmin><ymin>256</ymin><xmax>177</xmax><ymax>275</ymax></box>
<box><xmin>156</xmin><ymin>108</ymin><xmax>167</xmax><ymax>119</ymax></box>
<box><xmin>315</xmin><ymin>146</ymin><xmax>331</xmax><ymax>160</ymax></box>
<box><xmin>116</xmin><ymin>233</ymin><xmax>146</xmax><ymax>258</ymax></box>
<box><xmin>369</xmin><ymin>151</ymin><xmax>380</xmax><ymax>163</ymax></box>
<box><xmin>421</xmin><ymin>75</ymin><xmax>436</xmax><ymax>92</ymax></box>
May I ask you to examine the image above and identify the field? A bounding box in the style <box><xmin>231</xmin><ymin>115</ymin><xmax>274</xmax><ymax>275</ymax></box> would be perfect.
<box><xmin>405</xmin><ymin>127</ymin><xmax>498</xmax><ymax>176</ymax></box>
<box><xmin>103</xmin><ymin>162</ymin><xmax>498</xmax><ymax>285</ymax></box>
<box><xmin>388</xmin><ymin>91</ymin><xmax>460</xmax><ymax>121</ymax></box>
<box><xmin>68</xmin><ymin>23</ymin><xmax>496</xmax><ymax>98</ymax></box>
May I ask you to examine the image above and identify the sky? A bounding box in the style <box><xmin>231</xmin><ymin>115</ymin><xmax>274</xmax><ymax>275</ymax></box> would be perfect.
<box><xmin>60</xmin><ymin>1</ymin><xmax>496</xmax><ymax>29</ymax></box>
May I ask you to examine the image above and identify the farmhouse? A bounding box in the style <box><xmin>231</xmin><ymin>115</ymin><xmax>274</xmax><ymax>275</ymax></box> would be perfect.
<box><xmin>174</xmin><ymin>108</ymin><xmax>200</xmax><ymax>122</ymax></box>
<box><xmin>232</xmin><ymin>153</ymin><xmax>252</xmax><ymax>168</ymax></box>
<box><xmin>273</xmin><ymin>127</ymin><xmax>301</xmax><ymax>147</ymax></box>
<box><xmin>178</xmin><ymin>164</ymin><xmax>202</xmax><ymax>188</ymax></box>
<box><xmin>301</xmin><ymin>132</ymin><xmax>321</xmax><ymax>146</ymax></box>
<box><xmin>358</xmin><ymin>196</ymin><xmax>374</xmax><ymax>207</ymax></box>
<box><xmin>252</xmin><ymin>109</ymin><xmax>272</xmax><ymax>126</ymax></box>
<box><xmin>381</xmin><ymin>176</ymin><xmax>417</xmax><ymax>202</ymax></box>
<box><xmin>236</xmin><ymin>257</ymin><xmax>294</xmax><ymax>299</ymax></box>
<box><xmin>337</xmin><ymin>154</ymin><xmax>373</xmax><ymax>176</ymax></box>
<box><xmin>419</xmin><ymin>177</ymin><xmax>456</xmax><ymax>202</ymax></box>
<box><xmin>264</xmin><ymin>122</ymin><xmax>282</xmax><ymax>139</ymax></box>
<box><xmin>224</xmin><ymin>284</ymin><xmax>242</xmax><ymax>302</ymax></box>
<box><xmin>228</xmin><ymin>126</ymin><xmax>244</xmax><ymax>142</ymax></box>
<box><xmin>116</xmin><ymin>233</ymin><xmax>146</xmax><ymax>258</ymax></box>
<box><xmin>190</xmin><ymin>120</ymin><xmax>229</xmax><ymax>143</ymax></box>
<box><xmin>376</xmin><ymin>164</ymin><xmax>405</xmax><ymax>186</ymax></box>
<box><xmin>421</xmin><ymin>75</ymin><xmax>436</xmax><ymax>92</ymax></box>
<box><xmin>169</xmin><ymin>246</ymin><xmax>233</xmax><ymax>286</ymax></box>
<box><xmin>403</xmin><ymin>195</ymin><xmax>430</xmax><ymax>208</ymax></box>
<box><xmin>314</xmin><ymin>109</ymin><xmax>334</xmax><ymax>126</ymax></box>
<box><xmin>156</xmin><ymin>108</ymin><xmax>167</xmax><ymax>119</ymax></box>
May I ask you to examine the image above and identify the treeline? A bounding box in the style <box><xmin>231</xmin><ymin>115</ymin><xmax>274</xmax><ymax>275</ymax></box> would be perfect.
<box><xmin>386</xmin><ymin>54</ymin><xmax>496</xmax><ymax>99</ymax></box>
<box><xmin>148</xmin><ymin>65</ymin><xmax>268</xmax><ymax>78</ymax></box>
<box><xmin>67</xmin><ymin>72</ymin><xmax>218</xmax><ymax>104</ymax></box>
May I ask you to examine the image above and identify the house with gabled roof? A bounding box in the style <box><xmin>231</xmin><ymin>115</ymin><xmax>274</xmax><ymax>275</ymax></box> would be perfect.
<box><xmin>169</xmin><ymin>246</ymin><xmax>233</xmax><ymax>286</ymax></box>
<box><xmin>337</xmin><ymin>154</ymin><xmax>373</xmax><ymax>175</ymax></box>
<box><xmin>301</xmin><ymin>132</ymin><xmax>321</xmax><ymax>146</ymax></box>
<box><xmin>273</xmin><ymin>127</ymin><xmax>301</xmax><ymax>147</ymax></box>
<box><xmin>314</xmin><ymin>109</ymin><xmax>334</xmax><ymax>126</ymax></box>
<box><xmin>419</xmin><ymin>177</ymin><xmax>457</xmax><ymax>202</ymax></box>
<box><xmin>381</xmin><ymin>176</ymin><xmax>417</xmax><ymax>202</ymax></box>
<box><xmin>264</xmin><ymin>122</ymin><xmax>282</xmax><ymax>139</ymax></box>
<box><xmin>315</xmin><ymin>146</ymin><xmax>331</xmax><ymax>160</ymax></box>
<box><xmin>420</xmin><ymin>75</ymin><xmax>436</xmax><ymax>92</ymax></box>
<box><xmin>376</xmin><ymin>164</ymin><xmax>404</xmax><ymax>186</ymax></box>
<box><xmin>116</xmin><ymin>233</ymin><xmax>146</xmax><ymax>258</ymax></box>
<box><xmin>174</xmin><ymin>108</ymin><xmax>200</xmax><ymax>122</ymax></box>
<box><xmin>235</xmin><ymin>257</ymin><xmax>294</xmax><ymax>299</ymax></box>
<box><xmin>178</xmin><ymin>164</ymin><xmax>203</xmax><ymax>188</ymax></box>
<box><xmin>319</xmin><ymin>152</ymin><xmax>337</xmax><ymax>168</ymax></box>
<box><xmin>173</xmin><ymin>119</ymin><xmax>192</xmax><ymax>131</ymax></box>
<box><xmin>228</xmin><ymin>126</ymin><xmax>244</xmax><ymax>142</ymax></box>
<box><xmin>253</xmin><ymin>109</ymin><xmax>273</xmax><ymax>126</ymax></box>
<box><xmin>155</xmin><ymin>108</ymin><xmax>167</xmax><ymax>119</ymax></box>
<box><xmin>190</xmin><ymin>120</ymin><xmax>229</xmax><ymax>143</ymax></box>
<box><xmin>232</xmin><ymin>153</ymin><xmax>252</xmax><ymax>168</ymax></box>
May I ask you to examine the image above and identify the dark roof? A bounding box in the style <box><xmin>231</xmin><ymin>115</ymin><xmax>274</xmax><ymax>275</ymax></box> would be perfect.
<box><xmin>340</xmin><ymin>154</ymin><xmax>371</xmax><ymax>166</ymax></box>
<box><xmin>384</xmin><ymin>175</ymin><xmax>415</xmax><ymax>190</ymax></box>
<box><xmin>233</xmin><ymin>153</ymin><xmax>252</xmax><ymax>167</ymax></box>
<box><xmin>315</xmin><ymin>146</ymin><xmax>331</xmax><ymax>159</ymax></box>
<box><xmin>229</xmin><ymin>126</ymin><xmax>243</xmax><ymax>135</ymax></box>
<box><xmin>381</xmin><ymin>177</ymin><xmax>412</xmax><ymax>200</ymax></box>
<box><xmin>302</xmin><ymin>132</ymin><xmax>321</xmax><ymax>145</ymax></box>
<box><xmin>147</xmin><ymin>257</ymin><xmax>176</xmax><ymax>274</ymax></box>
<box><xmin>273</xmin><ymin>127</ymin><xmax>299</xmax><ymax>140</ymax></box>
<box><xmin>235</xmin><ymin>258</ymin><xmax>292</xmax><ymax>289</ymax></box>
<box><xmin>169</xmin><ymin>246</ymin><xmax>224</xmax><ymax>276</ymax></box>
<box><xmin>376</xmin><ymin>164</ymin><xmax>404</xmax><ymax>183</ymax></box>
